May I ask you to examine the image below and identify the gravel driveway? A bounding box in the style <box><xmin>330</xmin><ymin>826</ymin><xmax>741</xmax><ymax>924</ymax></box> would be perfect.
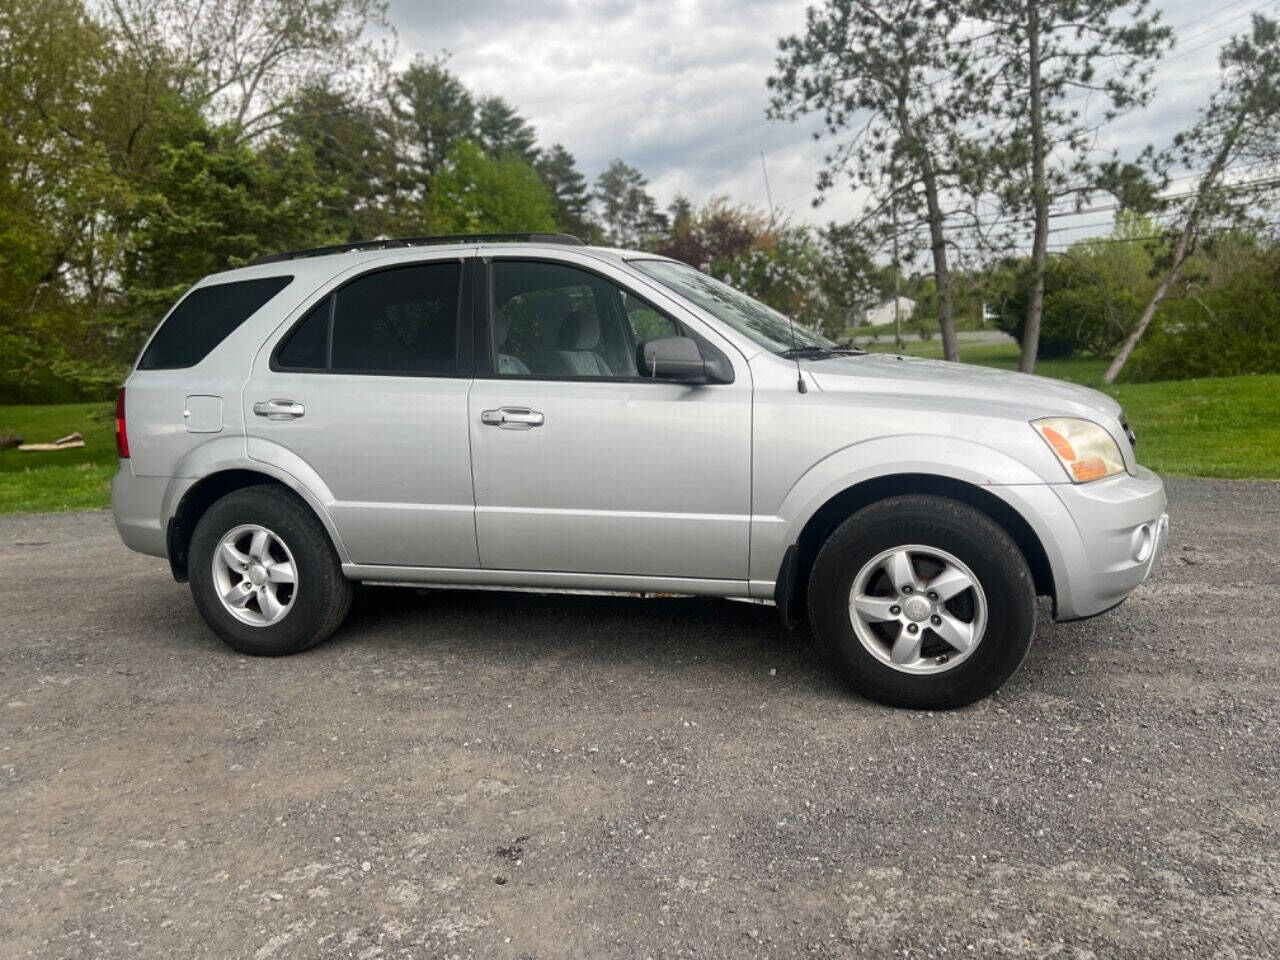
<box><xmin>2</xmin><ymin>478</ymin><xmax>1277</xmax><ymax>959</ymax></box>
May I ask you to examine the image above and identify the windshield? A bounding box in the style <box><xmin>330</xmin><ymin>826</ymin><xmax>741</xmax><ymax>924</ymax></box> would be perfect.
<box><xmin>630</xmin><ymin>259</ymin><xmax>834</xmax><ymax>354</ymax></box>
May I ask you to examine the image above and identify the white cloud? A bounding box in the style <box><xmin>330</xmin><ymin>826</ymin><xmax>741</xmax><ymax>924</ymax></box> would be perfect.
<box><xmin>387</xmin><ymin>0</ymin><xmax>1269</xmax><ymax>240</ymax></box>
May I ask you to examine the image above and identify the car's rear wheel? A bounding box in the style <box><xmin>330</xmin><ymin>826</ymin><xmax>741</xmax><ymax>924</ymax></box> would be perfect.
<box><xmin>188</xmin><ymin>486</ymin><xmax>353</xmax><ymax>656</ymax></box>
<box><xmin>807</xmin><ymin>495</ymin><xmax>1036</xmax><ymax>709</ymax></box>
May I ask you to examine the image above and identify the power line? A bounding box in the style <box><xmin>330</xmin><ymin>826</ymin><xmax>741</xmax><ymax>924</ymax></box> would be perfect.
<box><xmin>774</xmin><ymin>2</ymin><xmax>1279</xmax><ymax>215</ymax></box>
<box><xmin>1067</xmin><ymin>0</ymin><xmax>1280</xmax><ymax>108</ymax></box>
<box><xmin>1170</xmin><ymin>0</ymin><xmax>1261</xmax><ymax>35</ymax></box>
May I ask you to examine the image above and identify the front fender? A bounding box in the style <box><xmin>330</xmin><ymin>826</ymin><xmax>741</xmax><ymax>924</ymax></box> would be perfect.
<box><xmin>749</xmin><ymin>434</ymin><xmax>1061</xmax><ymax>586</ymax></box>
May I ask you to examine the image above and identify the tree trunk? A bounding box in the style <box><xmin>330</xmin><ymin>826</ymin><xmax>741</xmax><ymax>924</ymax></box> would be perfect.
<box><xmin>1021</xmin><ymin>0</ymin><xmax>1049</xmax><ymax>374</ymax></box>
<box><xmin>894</xmin><ymin>87</ymin><xmax>958</xmax><ymax>362</ymax></box>
<box><xmin>921</xmin><ymin>160</ymin><xmax>959</xmax><ymax>362</ymax></box>
<box><xmin>1101</xmin><ymin>252</ymin><xmax>1186</xmax><ymax>384</ymax></box>
<box><xmin>1103</xmin><ymin>120</ymin><xmax>1241</xmax><ymax>384</ymax></box>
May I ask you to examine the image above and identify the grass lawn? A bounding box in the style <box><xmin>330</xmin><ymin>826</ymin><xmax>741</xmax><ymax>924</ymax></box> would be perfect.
<box><xmin>0</xmin><ymin>402</ymin><xmax>117</xmax><ymax>514</ymax></box>
<box><xmin>1</xmin><ymin>351</ymin><xmax>1275</xmax><ymax>514</ymax></box>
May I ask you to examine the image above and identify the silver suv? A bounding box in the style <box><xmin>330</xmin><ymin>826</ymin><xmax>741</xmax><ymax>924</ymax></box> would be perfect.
<box><xmin>111</xmin><ymin>233</ymin><xmax>1168</xmax><ymax>709</ymax></box>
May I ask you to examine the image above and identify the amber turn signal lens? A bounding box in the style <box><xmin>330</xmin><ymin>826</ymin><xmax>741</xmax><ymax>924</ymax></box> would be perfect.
<box><xmin>1039</xmin><ymin>425</ymin><xmax>1076</xmax><ymax>461</ymax></box>
<box><xmin>1070</xmin><ymin>457</ymin><xmax>1108</xmax><ymax>482</ymax></box>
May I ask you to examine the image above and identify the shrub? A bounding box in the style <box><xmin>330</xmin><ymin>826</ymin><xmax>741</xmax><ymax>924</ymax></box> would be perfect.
<box><xmin>1041</xmin><ymin>285</ymin><xmax>1142</xmax><ymax>358</ymax></box>
<box><xmin>1124</xmin><ymin>268</ymin><xmax>1280</xmax><ymax>382</ymax></box>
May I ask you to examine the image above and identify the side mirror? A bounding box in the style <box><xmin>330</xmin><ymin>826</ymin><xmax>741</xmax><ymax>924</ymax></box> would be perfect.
<box><xmin>637</xmin><ymin>336</ymin><xmax>731</xmax><ymax>383</ymax></box>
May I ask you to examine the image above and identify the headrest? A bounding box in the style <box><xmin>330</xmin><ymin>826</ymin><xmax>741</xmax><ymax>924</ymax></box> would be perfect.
<box><xmin>536</xmin><ymin>292</ymin><xmax>573</xmax><ymax>345</ymax></box>
<box><xmin>494</xmin><ymin>308</ymin><xmax>511</xmax><ymax>347</ymax></box>
<box><xmin>557</xmin><ymin>309</ymin><xmax>600</xmax><ymax>350</ymax></box>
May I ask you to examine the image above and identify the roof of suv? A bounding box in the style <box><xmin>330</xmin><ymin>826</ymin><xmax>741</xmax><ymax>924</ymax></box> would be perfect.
<box><xmin>201</xmin><ymin>233</ymin><xmax>662</xmax><ymax>286</ymax></box>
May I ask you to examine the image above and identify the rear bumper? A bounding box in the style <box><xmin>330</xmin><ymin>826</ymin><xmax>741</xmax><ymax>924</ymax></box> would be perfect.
<box><xmin>110</xmin><ymin>464</ymin><xmax>169</xmax><ymax>559</ymax></box>
<box><xmin>1049</xmin><ymin>466</ymin><xmax>1168</xmax><ymax>620</ymax></box>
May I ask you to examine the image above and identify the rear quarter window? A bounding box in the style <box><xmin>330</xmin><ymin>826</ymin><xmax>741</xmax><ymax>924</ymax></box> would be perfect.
<box><xmin>138</xmin><ymin>275</ymin><xmax>293</xmax><ymax>370</ymax></box>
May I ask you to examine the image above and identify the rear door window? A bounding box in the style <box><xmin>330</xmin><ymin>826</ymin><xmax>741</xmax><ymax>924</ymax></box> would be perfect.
<box><xmin>139</xmin><ymin>276</ymin><xmax>293</xmax><ymax>369</ymax></box>
<box><xmin>274</xmin><ymin>261</ymin><xmax>463</xmax><ymax>376</ymax></box>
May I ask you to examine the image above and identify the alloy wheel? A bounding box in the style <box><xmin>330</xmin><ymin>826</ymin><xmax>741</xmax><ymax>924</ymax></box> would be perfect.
<box><xmin>211</xmin><ymin>524</ymin><xmax>298</xmax><ymax>627</ymax></box>
<box><xmin>848</xmin><ymin>544</ymin><xmax>988</xmax><ymax>675</ymax></box>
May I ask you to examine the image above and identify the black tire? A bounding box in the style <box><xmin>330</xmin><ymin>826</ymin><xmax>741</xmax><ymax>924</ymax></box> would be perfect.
<box><xmin>188</xmin><ymin>486</ymin><xmax>353</xmax><ymax>656</ymax></box>
<box><xmin>807</xmin><ymin>495</ymin><xmax>1036</xmax><ymax>710</ymax></box>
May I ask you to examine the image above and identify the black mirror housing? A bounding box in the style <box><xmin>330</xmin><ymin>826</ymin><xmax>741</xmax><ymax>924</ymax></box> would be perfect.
<box><xmin>637</xmin><ymin>336</ymin><xmax>731</xmax><ymax>383</ymax></box>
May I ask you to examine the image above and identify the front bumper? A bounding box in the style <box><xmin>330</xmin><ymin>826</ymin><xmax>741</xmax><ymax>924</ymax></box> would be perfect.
<box><xmin>1049</xmin><ymin>465</ymin><xmax>1168</xmax><ymax>620</ymax></box>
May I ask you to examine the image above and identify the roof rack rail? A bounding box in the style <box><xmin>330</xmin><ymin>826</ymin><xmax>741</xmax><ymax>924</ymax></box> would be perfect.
<box><xmin>247</xmin><ymin>232</ymin><xmax>585</xmax><ymax>266</ymax></box>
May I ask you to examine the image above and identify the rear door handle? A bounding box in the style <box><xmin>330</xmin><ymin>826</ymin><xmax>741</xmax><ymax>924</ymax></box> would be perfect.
<box><xmin>481</xmin><ymin>406</ymin><xmax>544</xmax><ymax>429</ymax></box>
<box><xmin>253</xmin><ymin>399</ymin><xmax>305</xmax><ymax>420</ymax></box>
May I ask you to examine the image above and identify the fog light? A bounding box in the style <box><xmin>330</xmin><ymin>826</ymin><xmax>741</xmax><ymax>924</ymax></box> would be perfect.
<box><xmin>1133</xmin><ymin>524</ymin><xmax>1154</xmax><ymax>563</ymax></box>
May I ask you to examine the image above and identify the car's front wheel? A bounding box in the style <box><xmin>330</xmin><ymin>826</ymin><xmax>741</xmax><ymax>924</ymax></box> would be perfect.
<box><xmin>188</xmin><ymin>486</ymin><xmax>353</xmax><ymax>656</ymax></box>
<box><xmin>807</xmin><ymin>495</ymin><xmax>1036</xmax><ymax>709</ymax></box>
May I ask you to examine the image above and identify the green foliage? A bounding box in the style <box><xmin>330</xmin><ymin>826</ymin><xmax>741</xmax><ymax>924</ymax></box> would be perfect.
<box><xmin>653</xmin><ymin>197</ymin><xmax>767</xmax><ymax>269</ymax></box>
<box><xmin>987</xmin><ymin>214</ymin><xmax>1161</xmax><ymax>360</ymax></box>
<box><xmin>115</xmin><ymin>134</ymin><xmax>345</xmax><ymax>358</ymax></box>
<box><xmin>593</xmin><ymin>160</ymin><xmax>668</xmax><ymax>249</ymax></box>
<box><xmin>425</xmin><ymin>141</ymin><xmax>556</xmax><ymax>235</ymax></box>
<box><xmin>536</xmin><ymin>144</ymin><xmax>594</xmax><ymax>239</ymax></box>
<box><xmin>394</xmin><ymin>56</ymin><xmax>478</xmax><ymax>184</ymax></box>
<box><xmin>475</xmin><ymin>96</ymin><xmax>539</xmax><ymax>162</ymax></box>
<box><xmin>274</xmin><ymin>83</ymin><xmax>406</xmax><ymax>241</ymax></box>
<box><xmin>0</xmin><ymin>1</ymin><xmax>612</xmax><ymax>403</ymax></box>
<box><xmin>1126</xmin><ymin>257</ymin><xmax>1280</xmax><ymax>382</ymax></box>
<box><xmin>1040</xmin><ymin>285</ymin><xmax>1143</xmax><ymax>359</ymax></box>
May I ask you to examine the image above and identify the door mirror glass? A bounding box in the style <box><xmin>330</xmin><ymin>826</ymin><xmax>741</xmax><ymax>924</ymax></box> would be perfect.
<box><xmin>637</xmin><ymin>336</ymin><xmax>729</xmax><ymax>383</ymax></box>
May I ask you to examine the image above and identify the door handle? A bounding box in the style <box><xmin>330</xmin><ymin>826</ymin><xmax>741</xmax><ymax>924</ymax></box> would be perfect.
<box><xmin>253</xmin><ymin>399</ymin><xmax>306</xmax><ymax>420</ymax></box>
<box><xmin>481</xmin><ymin>406</ymin><xmax>544</xmax><ymax>429</ymax></box>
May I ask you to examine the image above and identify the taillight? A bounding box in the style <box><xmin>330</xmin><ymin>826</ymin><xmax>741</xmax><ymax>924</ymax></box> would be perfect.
<box><xmin>115</xmin><ymin>388</ymin><xmax>130</xmax><ymax>458</ymax></box>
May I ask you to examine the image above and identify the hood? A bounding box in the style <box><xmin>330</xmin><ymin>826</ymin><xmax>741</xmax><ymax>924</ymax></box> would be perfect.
<box><xmin>804</xmin><ymin>353</ymin><xmax>1122</xmax><ymax>421</ymax></box>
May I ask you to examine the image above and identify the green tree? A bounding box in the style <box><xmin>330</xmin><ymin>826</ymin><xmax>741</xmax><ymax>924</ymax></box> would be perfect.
<box><xmin>1125</xmin><ymin>239</ymin><xmax>1280</xmax><ymax>382</ymax></box>
<box><xmin>393</xmin><ymin>56</ymin><xmax>477</xmax><ymax>188</ymax></box>
<box><xmin>769</xmin><ymin>0</ymin><xmax>984</xmax><ymax>363</ymax></box>
<box><xmin>475</xmin><ymin>95</ymin><xmax>538</xmax><ymax>162</ymax></box>
<box><xmin>425</xmin><ymin>140</ymin><xmax>556</xmax><ymax>234</ymax></box>
<box><xmin>272</xmin><ymin>82</ymin><xmax>405</xmax><ymax>240</ymax></box>
<box><xmin>1104</xmin><ymin>15</ymin><xmax>1280</xmax><ymax>383</ymax></box>
<box><xmin>118</xmin><ymin>133</ymin><xmax>344</xmax><ymax>352</ymax></box>
<box><xmin>966</xmin><ymin>0</ymin><xmax>1171</xmax><ymax>372</ymax></box>
<box><xmin>594</xmin><ymin>159</ymin><xmax>667</xmax><ymax>248</ymax></box>
<box><xmin>652</xmin><ymin>197</ymin><xmax>768</xmax><ymax>270</ymax></box>
<box><xmin>0</xmin><ymin>0</ymin><xmax>199</xmax><ymax>399</ymax></box>
<box><xmin>536</xmin><ymin>143</ymin><xmax>594</xmax><ymax>237</ymax></box>
<box><xmin>103</xmin><ymin>0</ymin><xmax>391</xmax><ymax>142</ymax></box>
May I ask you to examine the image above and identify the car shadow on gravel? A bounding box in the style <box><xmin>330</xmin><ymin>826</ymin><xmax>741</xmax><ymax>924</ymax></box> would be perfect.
<box><xmin>332</xmin><ymin>584</ymin><xmax>853</xmax><ymax>697</ymax></box>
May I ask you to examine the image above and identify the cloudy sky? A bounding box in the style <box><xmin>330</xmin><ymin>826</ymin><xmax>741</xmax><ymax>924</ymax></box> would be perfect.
<box><xmin>388</xmin><ymin>0</ymin><xmax>1279</xmax><ymax>247</ymax></box>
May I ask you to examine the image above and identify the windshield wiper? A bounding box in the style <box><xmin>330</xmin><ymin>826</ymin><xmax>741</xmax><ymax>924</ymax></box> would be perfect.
<box><xmin>779</xmin><ymin>346</ymin><xmax>866</xmax><ymax>359</ymax></box>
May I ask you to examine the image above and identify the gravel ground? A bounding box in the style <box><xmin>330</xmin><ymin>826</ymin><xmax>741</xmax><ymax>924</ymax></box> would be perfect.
<box><xmin>1</xmin><ymin>477</ymin><xmax>1277</xmax><ymax>960</ymax></box>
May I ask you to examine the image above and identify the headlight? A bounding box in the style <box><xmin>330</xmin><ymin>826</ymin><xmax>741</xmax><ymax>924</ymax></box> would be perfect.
<box><xmin>1031</xmin><ymin>417</ymin><xmax>1126</xmax><ymax>483</ymax></box>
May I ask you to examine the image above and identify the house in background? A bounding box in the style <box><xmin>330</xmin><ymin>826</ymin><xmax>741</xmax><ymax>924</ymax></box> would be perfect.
<box><xmin>863</xmin><ymin>295</ymin><xmax>916</xmax><ymax>327</ymax></box>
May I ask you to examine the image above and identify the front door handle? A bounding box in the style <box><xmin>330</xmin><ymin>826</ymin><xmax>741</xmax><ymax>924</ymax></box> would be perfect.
<box><xmin>253</xmin><ymin>399</ymin><xmax>306</xmax><ymax>420</ymax></box>
<box><xmin>481</xmin><ymin>406</ymin><xmax>544</xmax><ymax>429</ymax></box>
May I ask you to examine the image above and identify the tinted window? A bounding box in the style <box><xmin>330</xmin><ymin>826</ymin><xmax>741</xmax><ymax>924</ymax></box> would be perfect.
<box><xmin>276</xmin><ymin>299</ymin><xmax>329</xmax><ymax>370</ymax></box>
<box><xmin>622</xmin><ymin>290</ymin><xmax>678</xmax><ymax>342</ymax></box>
<box><xmin>330</xmin><ymin>262</ymin><xmax>460</xmax><ymax>374</ymax></box>
<box><xmin>139</xmin><ymin>276</ymin><xmax>292</xmax><ymax>369</ymax></box>
<box><xmin>491</xmin><ymin>261</ymin><xmax>678</xmax><ymax>378</ymax></box>
<box><xmin>630</xmin><ymin>259</ymin><xmax>832</xmax><ymax>354</ymax></box>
